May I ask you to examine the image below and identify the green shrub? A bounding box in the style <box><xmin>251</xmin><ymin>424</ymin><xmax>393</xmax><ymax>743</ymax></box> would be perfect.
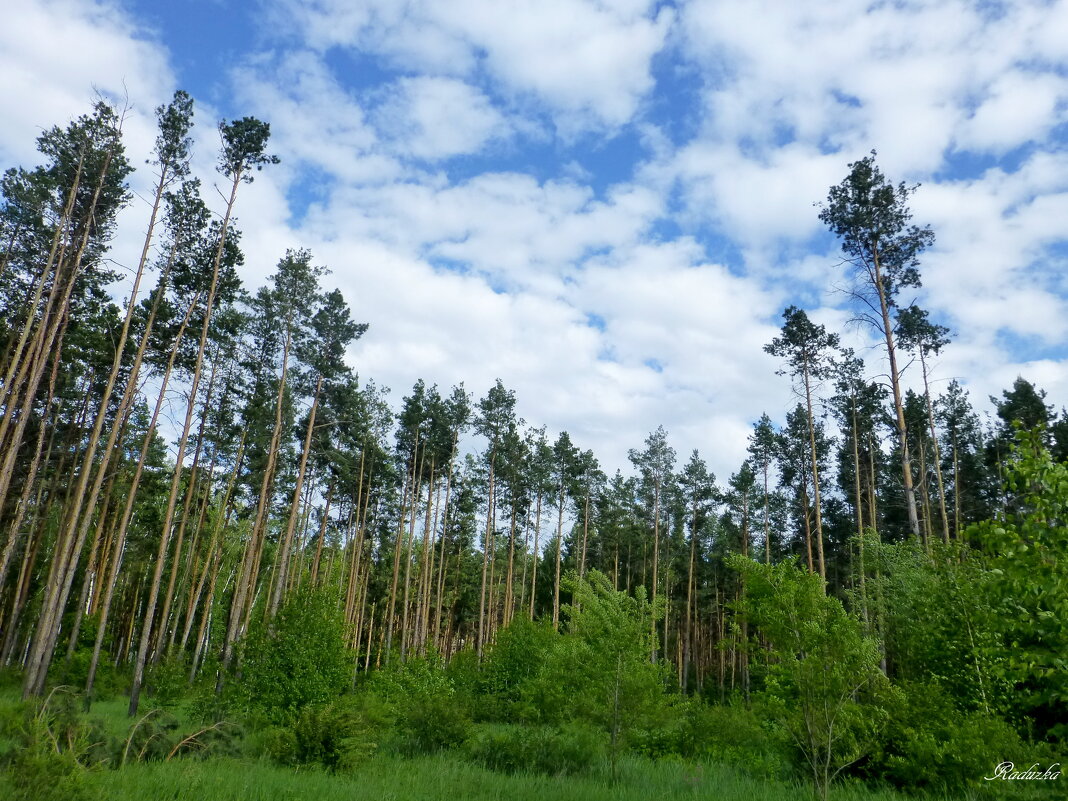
<box><xmin>865</xmin><ymin>681</ymin><xmax>1046</xmax><ymax>794</ymax></box>
<box><xmin>238</xmin><ymin>587</ymin><xmax>352</xmax><ymax>722</ymax></box>
<box><xmin>0</xmin><ymin>692</ymin><xmax>101</xmax><ymax>801</ymax></box>
<box><xmin>395</xmin><ymin>689</ymin><xmax>470</xmax><ymax>755</ymax></box>
<box><xmin>57</xmin><ymin>648</ymin><xmax>126</xmax><ymax>702</ymax></box>
<box><xmin>256</xmin><ymin>698</ymin><xmax>378</xmax><ymax>772</ymax></box>
<box><xmin>674</xmin><ymin>700</ymin><xmax>793</xmax><ymax>780</ymax></box>
<box><xmin>117</xmin><ymin>709</ymin><xmax>181</xmax><ymax>764</ymax></box>
<box><xmin>465</xmin><ymin>722</ymin><xmax>605</xmax><ymax>776</ymax></box>
<box><xmin>370</xmin><ymin>655</ymin><xmax>471</xmax><ymax>755</ymax></box>
<box><xmin>143</xmin><ymin>658</ymin><xmax>187</xmax><ymax>707</ymax></box>
<box><xmin>477</xmin><ymin>619</ymin><xmax>558</xmax><ymax>722</ymax></box>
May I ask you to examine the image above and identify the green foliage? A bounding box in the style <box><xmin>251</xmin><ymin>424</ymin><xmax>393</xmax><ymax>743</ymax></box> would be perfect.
<box><xmin>969</xmin><ymin>429</ymin><xmax>1068</xmax><ymax>740</ymax></box>
<box><xmin>478</xmin><ymin>618</ymin><xmax>558</xmax><ymax>721</ymax></box>
<box><xmin>732</xmin><ymin>556</ymin><xmax>888</xmax><ymax>800</ymax></box>
<box><xmin>370</xmin><ymin>654</ymin><xmax>471</xmax><ymax>755</ymax></box>
<box><xmin>56</xmin><ymin>619</ymin><xmax>126</xmax><ymax>701</ymax></box>
<box><xmin>667</xmin><ymin>700</ymin><xmax>793</xmax><ymax>780</ymax></box>
<box><xmin>819</xmin><ymin>151</ymin><xmax>933</xmax><ymax>298</ymax></box>
<box><xmin>465</xmin><ymin>722</ymin><xmax>605</xmax><ymax>776</ymax></box>
<box><xmin>256</xmin><ymin>697</ymin><xmax>378</xmax><ymax>772</ymax></box>
<box><xmin>119</xmin><ymin>709</ymin><xmax>181</xmax><ymax>764</ymax></box>
<box><xmin>143</xmin><ymin>658</ymin><xmax>188</xmax><ymax>708</ymax></box>
<box><xmin>238</xmin><ymin>588</ymin><xmax>351</xmax><ymax>722</ymax></box>
<box><xmin>0</xmin><ymin>691</ymin><xmax>102</xmax><ymax>801</ymax></box>
<box><xmin>871</xmin><ymin>539</ymin><xmax>1009</xmax><ymax>714</ymax></box>
<box><xmin>525</xmin><ymin>572</ymin><xmax>670</xmax><ymax>734</ymax></box>
<box><xmin>865</xmin><ymin>681</ymin><xmax>1037</xmax><ymax>794</ymax></box>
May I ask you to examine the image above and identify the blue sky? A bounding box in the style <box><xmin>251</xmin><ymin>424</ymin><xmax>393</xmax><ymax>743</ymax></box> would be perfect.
<box><xmin>2</xmin><ymin>0</ymin><xmax>1067</xmax><ymax>477</ymax></box>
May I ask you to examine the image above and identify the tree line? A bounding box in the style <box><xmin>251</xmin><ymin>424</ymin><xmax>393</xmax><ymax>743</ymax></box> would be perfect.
<box><xmin>0</xmin><ymin>92</ymin><xmax>1065</xmax><ymax>749</ymax></box>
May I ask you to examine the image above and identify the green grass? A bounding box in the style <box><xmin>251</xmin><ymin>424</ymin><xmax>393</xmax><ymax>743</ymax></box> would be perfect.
<box><xmin>82</xmin><ymin>753</ymin><xmax>913</xmax><ymax>801</ymax></box>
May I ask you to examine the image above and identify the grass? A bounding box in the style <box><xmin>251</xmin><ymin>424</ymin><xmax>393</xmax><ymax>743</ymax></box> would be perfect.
<box><xmin>2</xmin><ymin>684</ymin><xmax>1057</xmax><ymax>801</ymax></box>
<box><xmin>83</xmin><ymin>753</ymin><xmax>914</xmax><ymax>801</ymax></box>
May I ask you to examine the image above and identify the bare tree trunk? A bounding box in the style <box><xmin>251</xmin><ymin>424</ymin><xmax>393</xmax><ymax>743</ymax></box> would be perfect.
<box><xmin>84</xmin><ymin>290</ymin><xmax>199</xmax><ymax>700</ymax></box>
<box><xmin>650</xmin><ymin>482</ymin><xmax>660</xmax><ymax>662</ymax></box>
<box><xmin>684</xmin><ymin>492</ymin><xmax>697</xmax><ymax>692</ymax></box>
<box><xmin>143</xmin><ymin>164</ymin><xmax>245</xmax><ymax>713</ymax></box>
<box><xmin>852</xmin><ymin>398</ymin><xmax>868</xmax><ymax>626</ymax></box>
<box><xmin>802</xmin><ymin>361</ymin><xmax>825</xmax><ymax>582</ymax></box>
<box><xmin>920</xmin><ymin>353</ymin><xmax>951</xmax><ymax>544</ymax></box>
<box><xmin>20</xmin><ymin>142</ymin><xmax>133</xmax><ymax>699</ymax></box>
<box><xmin>528</xmin><ymin>490</ymin><xmax>543</xmax><ymax>620</ymax></box>
<box><xmin>872</xmin><ymin>247</ymin><xmax>920</xmax><ymax>537</ymax></box>
<box><xmin>478</xmin><ymin>452</ymin><xmax>495</xmax><ymax>654</ymax></box>
<box><xmin>552</xmin><ymin>480</ymin><xmax>565</xmax><ymax>630</ymax></box>
<box><xmin>386</xmin><ymin>434</ymin><xmax>417</xmax><ymax>661</ymax></box>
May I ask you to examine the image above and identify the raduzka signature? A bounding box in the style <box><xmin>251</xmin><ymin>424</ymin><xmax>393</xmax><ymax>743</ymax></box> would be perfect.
<box><xmin>984</xmin><ymin>762</ymin><xmax>1061</xmax><ymax>781</ymax></box>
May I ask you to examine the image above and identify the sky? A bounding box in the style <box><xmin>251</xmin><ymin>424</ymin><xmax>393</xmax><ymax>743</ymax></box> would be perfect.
<box><xmin>2</xmin><ymin>0</ymin><xmax>1067</xmax><ymax>480</ymax></box>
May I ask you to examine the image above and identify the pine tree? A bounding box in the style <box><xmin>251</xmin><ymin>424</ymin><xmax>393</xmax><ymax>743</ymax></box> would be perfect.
<box><xmin>765</xmin><ymin>306</ymin><xmax>840</xmax><ymax>581</ymax></box>
<box><xmin>628</xmin><ymin>426</ymin><xmax>676</xmax><ymax>661</ymax></box>
<box><xmin>819</xmin><ymin>152</ymin><xmax>934</xmax><ymax>538</ymax></box>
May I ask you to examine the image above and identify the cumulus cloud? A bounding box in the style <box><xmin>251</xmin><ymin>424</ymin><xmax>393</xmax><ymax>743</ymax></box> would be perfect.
<box><xmin>269</xmin><ymin>0</ymin><xmax>673</xmax><ymax>131</ymax></box>
<box><xmin>0</xmin><ymin>0</ymin><xmax>174</xmax><ymax>166</ymax></box>
<box><xmin>4</xmin><ymin>0</ymin><xmax>1067</xmax><ymax>482</ymax></box>
<box><xmin>372</xmin><ymin>76</ymin><xmax>513</xmax><ymax>160</ymax></box>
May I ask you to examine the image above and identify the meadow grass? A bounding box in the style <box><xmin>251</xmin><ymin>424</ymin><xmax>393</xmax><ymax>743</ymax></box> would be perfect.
<box><xmin>82</xmin><ymin>753</ymin><xmax>915</xmax><ymax>801</ymax></box>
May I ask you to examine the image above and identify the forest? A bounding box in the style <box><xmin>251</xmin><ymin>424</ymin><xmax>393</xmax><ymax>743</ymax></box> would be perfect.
<box><xmin>0</xmin><ymin>92</ymin><xmax>1064</xmax><ymax>801</ymax></box>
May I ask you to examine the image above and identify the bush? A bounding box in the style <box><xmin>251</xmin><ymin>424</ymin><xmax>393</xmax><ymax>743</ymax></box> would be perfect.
<box><xmin>465</xmin><ymin>722</ymin><xmax>605</xmax><ymax>776</ymax></box>
<box><xmin>370</xmin><ymin>655</ymin><xmax>471</xmax><ymax>755</ymax></box>
<box><xmin>117</xmin><ymin>709</ymin><xmax>181</xmax><ymax>764</ymax></box>
<box><xmin>477</xmin><ymin>618</ymin><xmax>558</xmax><ymax>722</ymax></box>
<box><xmin>732</xmin><ymin>556</ymin><xmax>888</xmax><ymax>800</ymax></box>
<box><xmin>865</xmin><ymin>681</ymin><xmax>1047</xmax><ymax>794</ymax></box>
<box><xmin>674</xmin><ymin>700</ymin><xmax>793</xmax><ymax>780</ymax></box>
<box><xmin>143</xmin><ymin>658</ymin><xmax>187</xmax><ymax>707</ymax></box>
<box><xmin>238</xmin><ymin>587</ymin><xmax>351</xmax><ymax>722</ymax></box>
<box><xmin>255</xmin><ymin>697</ymin><xmax>378</xmax><ymax>772</ymax></box>
<box><xmin>0</xmin><ymin>692</ymin><xmax>102</xmax><ymax>801</ymax></box>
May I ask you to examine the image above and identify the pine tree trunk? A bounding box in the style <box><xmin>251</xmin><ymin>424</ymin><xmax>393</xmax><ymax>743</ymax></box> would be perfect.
<box><xmin>872</xmin><ymin>246</ymin><xmax>920</xmax><ymax>537</ymax></box>
<box><xmin>552</xmin><ymin>479</ymin><xmax>564</xmax><ymax>630</ymax></box>
<box><xmin>269</xmin><ymin>374</ymin><xmax>323</xmax><ymax>616</ymax></box>
<box><xmin>147</xmin><ymin>165</ymin><xmax>244</xmax><ymax>711</ymax></box>
<box><xmin>852</xmin><ymin>397</ymin><xmax>868</xmax><ymax>626</ymax></box>
<box><xmin>920</xmin><ymin>354</ymin><xmax>951</xmax><ymax>544</ymax></box>
<box><xmin>650</xmin><ymin>482</ymin><xmax>660</xmax><ymax>662</ymax></box>
<box><xmin>478</xmin><ymin>452</ymin><xmax>495</xmax><ymax>654</ymax></box>
<box><xmin>528</xmin><ymin>490</ymin><xmax>543</xmax><ymax>620</ymax></box>
<box><xmin>84</xmin><ymin>290</ymin><xmax>199</xmax><ymax>700</ymax></box>
<box><xmin>386</xmin><ymin>435</ymin><xmax>417</xmax><ymax>661</ymax></box>
<box><xmin>20</xmin><ymin>144</ymin><xmax>137</xmax><ymax>699</ymax></box>
<box><xmin>802</xmin><ymin>361</ymin><xmax>826</xmax><ymax>582</ymax></box>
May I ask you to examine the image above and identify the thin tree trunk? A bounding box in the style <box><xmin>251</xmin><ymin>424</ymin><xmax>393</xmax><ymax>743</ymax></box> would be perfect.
<box><xmin>84</xmin><ymin>291</ymin><xmax>199</xmax><ymax>700</ymax></box>
<box><xmin>478</xmin><ymin>452</ymin><xmax>495</xmax><ymax>654</ymax></box>
<box><xmin>528</xmin><ymin>490</ymin><xmax>543</xmax><ymax>620</ymax></box>
<box><xmin>851</xmin><ymin>397</ymin><xmax>868</xmax><ymax>625</ymax></box>
<box><xmin>147</xmin><ymin>162</ymin><xmax>246</xmax><ymax>713</ymax></box>
<box><xmin>920</xmin><ymin>353</ymin><xmax>951</xmax><ymax>544</ymax></box>
<box><xmin>802</xmin><ymin>360</ymin><xmax>826</xmax><ymax>582</ymax></box>
<box><xmin>872</xmin><ymin>246</ymin><xmax>920</xmax><ymax>537</ymax></box>
<box><xmin>552</xmin><ymin>478</ymin><xmax>565</xmax><ymax>630</ymax></box>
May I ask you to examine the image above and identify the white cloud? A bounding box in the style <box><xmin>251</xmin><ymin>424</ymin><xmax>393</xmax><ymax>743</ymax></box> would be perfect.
<box><xmin>231</xmin><ymin>51</ymin><xmax>399</xmax><ymax>185</ymax></box>
<box><xmin>0</xmin><ymin>0</ymin><xmax>174</xmax><ymax>167</ymax></box>
<box><xmin>5</xmin><ymin>0</ymin><xmax>1068</xmax><ymax>486</ymax></box>
<box><xmin>270</xmin><ymin>0</ymin><xmax>673</xmax><ymax>130</ymax></box>
<box><xmin>958</xmin><ymin>71</ymin><xmax>1066</xmax><ymax>153</ymax></box>
<box><xmin>373</xmin><ymin>76</ymin><xmax>512</xmax><ymax>160</ymax></box>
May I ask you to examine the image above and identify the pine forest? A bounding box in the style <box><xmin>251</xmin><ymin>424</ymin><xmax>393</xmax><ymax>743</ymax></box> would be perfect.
<box><xmin>0</xmin><ymin>92</ymin><xmax>1065</xmax><ymax>801</ymax></box>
